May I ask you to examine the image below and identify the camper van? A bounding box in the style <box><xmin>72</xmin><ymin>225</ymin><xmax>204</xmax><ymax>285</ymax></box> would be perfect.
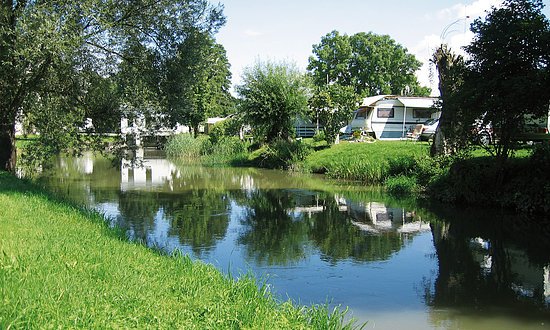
<box><xmin>340</xmin><ymin>95</ymin><xmax>439</xmax><ymax>140</ymax></box>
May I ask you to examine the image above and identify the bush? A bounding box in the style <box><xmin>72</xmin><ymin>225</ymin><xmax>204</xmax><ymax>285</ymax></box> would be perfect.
<box><xmin>209</xmin><ymin>117</ymin><xmax>242</xmax><ymax>145</ymax></box>
<box><xmin>422</xmin><ymin>148</ymin><xmax>550</xmax><ymax>214</ymax></box>
<box><xmin>312</xmin><ymin>130</ymin><xmax>326</xmax><ymax>143</ymax></box>
<box><xmin>387</xmin><ymin>156</ymin><xmax>417</xmax><ymax>177</ymax></box>
<box><xmin>254</xmin><ymin>139</ymin><xmax>312</xmax><ymax>169</ymax></box>
<box><xmin>204</xmin><ymin>136</ymin><xmax>250</xmax><ymax>165</ymax></box>
<box><xmin>386</xmin><ymin>175</ymin><xmax>418</xmax><ymax>196</ymax></box>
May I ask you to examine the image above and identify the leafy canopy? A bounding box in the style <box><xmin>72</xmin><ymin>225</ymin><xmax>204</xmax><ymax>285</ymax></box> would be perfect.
<box><xmin>0</xmin><ymin>0</ymin><xmax>225</xmax><ymax>171</ymax></box>
<box><xmin>308</xmin><ymin>84</ymin><xmax>359</xmax><ymax>144</ymax></box>
<box><xmin>463</xmin><ymin>0</ymin><xmax>550</xmax><ymax>160</ymax></box>
<box><xmin>308</xmin><ymin>30</ymin><xmax>429</xmax><ymax>97</ymax></box>
<box><xmin>237</xmin><ymin>61</ymin><xmax>308</xmax><ymax>143</ymax></box>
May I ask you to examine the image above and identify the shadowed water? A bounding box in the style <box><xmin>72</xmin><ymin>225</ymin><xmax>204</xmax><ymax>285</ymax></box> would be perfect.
<box><xmin>34</xmin><ymin>149</ymin><xmax>550</xmax><ymax>329</ymax></box>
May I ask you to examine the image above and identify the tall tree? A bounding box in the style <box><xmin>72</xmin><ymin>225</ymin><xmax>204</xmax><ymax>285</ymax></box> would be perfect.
<box><xmin>463</xmin><ymin>0</ymin><xmax>550</xmax><ymax>162</ymax></box>
<box><xmin>308</xmin><ymin>30</ymin><xmax>429</xmax><ymax>97</ymax></box>
<box><xmin>430</xmin><ymin>45</ymin><xmax>471</xmax><ymax>157</ymax></box>
<box><xmin>163</xmin><ymin>29</ymin><xmax>232</xmax><ymax>137</ymax></box>
<box><xmin>0</xmin><ymin>0</ymin><xmax>225</xmax><ymax>172</ymax></box>
<box><xmin>237</xmin><ymin>61</ymin><xmax>308</xmax><ymax>143</ymax></box>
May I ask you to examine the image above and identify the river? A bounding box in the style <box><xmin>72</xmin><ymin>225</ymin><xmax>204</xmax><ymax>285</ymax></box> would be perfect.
<box><xmin>33</xmin><ymin>149</ymin><xmax>550</xmax><ymax>329</ymax></box>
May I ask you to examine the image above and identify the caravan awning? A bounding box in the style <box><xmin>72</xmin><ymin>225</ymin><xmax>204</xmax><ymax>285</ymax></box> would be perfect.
<box><xmin>397</xmin><ymin>97</ymin><xmax>437</xmax><ymax>108</ymax></box>
<box><xmin>360</xmin><ymin>95</ymin><xmax>389</xmax><ymax>107</ymax></box>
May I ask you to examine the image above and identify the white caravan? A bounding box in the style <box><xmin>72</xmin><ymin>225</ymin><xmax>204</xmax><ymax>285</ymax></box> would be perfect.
<box><xmin>341</xmin><ymin>95</ymin><xmax>439</xmax><ymax>140</ymax></box>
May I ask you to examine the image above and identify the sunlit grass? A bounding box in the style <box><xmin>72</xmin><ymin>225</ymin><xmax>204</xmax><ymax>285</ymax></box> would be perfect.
<box><xmin>302</xmin><ymin>141</ymin><xmax>430</xmax><ymax>183</ymax></box>
<box><xmin>0</xmin><ymin>171</ymin><xmax>357</xmax><ymax>329</ymax></box>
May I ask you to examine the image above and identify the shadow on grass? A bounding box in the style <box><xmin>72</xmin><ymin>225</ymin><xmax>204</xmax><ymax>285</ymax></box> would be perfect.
<box><xmin>0</xmin><ymin>170</ymin><xmax>128</xmax><ymax>241</ymax></box>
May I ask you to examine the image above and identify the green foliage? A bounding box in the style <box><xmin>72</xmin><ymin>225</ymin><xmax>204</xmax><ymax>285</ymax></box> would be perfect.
<box><xmin>252</xmin><ymin>139</ymin><xmax>313</xmax><ymax>170</ymax></box>
<box><xmin>462</xmin><ymin>0</ymin><xmax>550</xmax><ymax>161</ymax></box>
<box><xmin>0</xmin><ymin>172</ymin><xmax>354</xmax><ymax>329</ymax></box>
<box><xmin>386</xmin><ymin>175</ymin><xmax>418</xmax><ymax>196</ymax></box>
<box><xmin>165</xmin><ymin>134</ymin><xmax>209</xmax><ymax>159</ymax></box>
<box><xmin>209</xmin><ymin>117</ymin><xmax>242</xmax><ymax>145</ymax></box>
<box><xmin>312</xmin><ymin>130</ymin><xmax>326</xmax><ymax>143</ymax></box>
<box><xmin>420</xmin><ymin>146</ymin><xmax>550</xmax><ymax>214</ymax></box>
<box><xmin>430</xmin><ymin>45</ymin><xmax>471</xmax><ymax>157</ymax></box>
<box><xmin>308</xmin><ymin>84</ymin><xmax>359</xmax><ymax>144</ymax></box>
<box><xmin>387</xmin><ymin>156</ymin><xmax>418</xmax><ymax>177</ymax></box>
<box><xmin>82</xmin><ymin>73</ymin><xmax>121</xmax><ymax>133</ymax></box>
<box><xmin>237</xmin><ymin>61</ymin><xmax>309</xmax><ymax>143</ymax></box>
<box><xmin>163</xmin><ymin>29</ymin><xmax>233</xmax><ymax>136</ymax></box>
<box><xmin>308</xmin><ymin>30</ymin><xmax>429</xmax><ymax>97</ymax></box>
<box><xmin>503</xmin><ymin>143</ymin><xmax>550</xmax><ymax>213</ymax></box>
<box><xmin>165</xmin><ymin>134</ymin><xmax>250</xmax><ymax>166</ymax></box>
<box><xmin>0</xmin><ymin>0</ymin><xmax>226</xmax><ymax>171</ymax></box>
<box><xmin>203</xmin><ymin>137</ymin><xmax>250</xmax><ymax>165</ymax></box>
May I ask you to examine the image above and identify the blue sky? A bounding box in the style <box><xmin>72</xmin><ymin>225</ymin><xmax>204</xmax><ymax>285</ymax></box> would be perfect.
<box><xmin>214</xmin><ymin>0</ymin><xmax>550</xmax><ymax>95</ymax></box>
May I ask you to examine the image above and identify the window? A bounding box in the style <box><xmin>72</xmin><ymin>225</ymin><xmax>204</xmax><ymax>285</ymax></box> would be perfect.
<box><xmin>413</xmin><ymin>109</ymin><xmax>432</xmax><ymax>118</ymax></box>
<box><xmin>356</xmin><ymin>108</ymin><xmax>367</xmax><ymax>119</ymax></box>
<box><xmin>377</xmin><ymin>108</ymin><xmax>394</xmax><ymax>118</ymax></box>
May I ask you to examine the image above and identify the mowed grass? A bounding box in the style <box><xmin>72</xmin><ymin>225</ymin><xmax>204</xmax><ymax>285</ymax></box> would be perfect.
<box><xmin>0</xmin><ymin>172</ymin><xmax>353</xmax><ymax>329</ymax></box>
<box><xmin>302</xmin><ymin>141</ymin><xmax>430</xmax><ymax>183</ymax></box>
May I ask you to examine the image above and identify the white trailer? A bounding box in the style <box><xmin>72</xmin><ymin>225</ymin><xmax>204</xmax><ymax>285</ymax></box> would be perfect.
<box><xmin>341</xmin><ymin>95</ymin><xmax>439</xmax><ymax>140</ymax></box>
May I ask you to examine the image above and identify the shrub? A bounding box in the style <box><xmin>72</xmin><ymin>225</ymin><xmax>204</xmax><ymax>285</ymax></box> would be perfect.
<box><xmin>204</xmin><ymin>136</ymin><xmax>250</xmax><ymax>165</ymax></box>
<box><xmin>312</xmin><ymin>130</ymin><xmax>326</xmax><ymax>143</ymax></box>
<box><xmin>254</xmin><ymin>139</ymin><xmax>312</xmax><ymax>169</ymax></box>
<box><xmin>387</xmin><ymin>156</ymin><xmax>417</xmax><ymax>177</ymax></box>
<box><xmin>386</xmin><ymin>175</ymin><xmax>418</xmax><ymax>196</ymax></box>
<box><xmin>209</xmin><ymin>117</ymin><xmax>242</xmax><ymax>145</ymax></box>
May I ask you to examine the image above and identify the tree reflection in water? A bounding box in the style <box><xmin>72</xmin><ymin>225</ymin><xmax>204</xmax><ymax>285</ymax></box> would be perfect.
<box><xmin>236</xmin><ymin>189</ymin><xmax>427</xmax><ymax>266</ymax></box>
<box><xmin>427</xmin><ymin>206</ymin><xmax>550</xmax><ymax>323</ymax></box>
<box><xmin>163</xmin><ymin>190</ymin><xmax>230</xmax><ymax>256</ymax></box>
<box><xmin>34</xmin><ymin>151</ymin><xmax>550</xmax><ymax>327</ymax></box>
<box><xmin>237</xmin><ymin>189</ymin><xmax>311</xmax><ymax>266</ymax></box>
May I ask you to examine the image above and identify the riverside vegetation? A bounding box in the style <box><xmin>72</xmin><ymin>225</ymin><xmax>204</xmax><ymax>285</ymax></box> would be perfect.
<box><xmin>165</xmin><ymin>129</ymin><xmax>550</xmax><ymax>215</ymax></box>
<box><xmin>0</xmin><ymin>172</ymin><xmax>355</xmax><ymax>329</ymax></box>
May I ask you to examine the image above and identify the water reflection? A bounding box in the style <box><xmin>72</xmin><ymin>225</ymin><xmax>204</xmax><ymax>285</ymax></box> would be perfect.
<box><xmin>34</xmin><ymin>150</ymin><xmax>550</xmax><ymax>329</ymax></box>
<box><xmin>428</xmin><ymin>208</ymin><xmax>550</xmax><ymax>316</ymax></box>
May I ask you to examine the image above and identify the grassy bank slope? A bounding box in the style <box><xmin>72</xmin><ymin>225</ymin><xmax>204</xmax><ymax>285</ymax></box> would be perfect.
<box><xmin>0</xmin><ymin>172</ymin><xmax>351</xmax><ymax>329</ymax></box>
<box><xmin>302</xmin><ymin>141</ymin><xmax>429</xmax><ymax>183</ymax></box>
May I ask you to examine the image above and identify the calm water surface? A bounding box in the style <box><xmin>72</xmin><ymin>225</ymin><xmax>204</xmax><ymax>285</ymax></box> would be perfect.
<box><xmin>35</xmin><ymin>150</ymin><xmax>550</xmax><ymax>329</ymax></box>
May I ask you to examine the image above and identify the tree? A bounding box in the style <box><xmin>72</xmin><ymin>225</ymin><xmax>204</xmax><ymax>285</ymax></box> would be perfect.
<box><xmin>430</xmin><ymin>45</ymin><xmax>471</xmax><ymax>157</ymax></box>
<box><xmin>463</xmin><ymin>0</ymin><xmax>550</xmax><ymax>162</ymax></box>
<box><xmin>308</xmin><ymin>30</ymin><xmax>429</xmax><ymax>97</ymax></box>
<box><xmin>308</xmin><ymin>84</ymin><xmax>359</xmax><ymax>144</ymax></box>
<box><xmin>236</xmin><ymin>61</ymin><xmax>308</xmax><ymax>143</ymax></box>
<box><xmin>0</xmin><ymin>0</ymin><xmax>225</xmax><ymax>172</ymax></box>
<box><xmin>163</xmin><ymin>29</ymin><xmax>233</xmax><ymax>137</ymax></box>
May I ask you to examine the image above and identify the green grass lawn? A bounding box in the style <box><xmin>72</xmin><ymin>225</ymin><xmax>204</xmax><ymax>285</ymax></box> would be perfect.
<box><xmin>0</xmin><ymin>172</ymin><xmax>353</xmax><ymax>329</ymax></box>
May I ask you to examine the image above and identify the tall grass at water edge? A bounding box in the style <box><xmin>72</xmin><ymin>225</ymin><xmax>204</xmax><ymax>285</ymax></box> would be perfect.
<box><xmin>302</xmin><ymin>141</ymin><xmax>430</xmax><ymax>183</ymax></box>
<box><xmin>165</xmin><ymin>134</ymin><xmax>249</xmax><ymax>165</ymax></box>
<box><xmin>0</xmin><ymin>171</ymin><xmax>358</xmax><ymax>329</ymax></box>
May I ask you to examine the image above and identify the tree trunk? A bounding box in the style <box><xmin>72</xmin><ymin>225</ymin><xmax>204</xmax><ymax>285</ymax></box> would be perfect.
<box><xmin>0</xmin><ymin>123</ymin><xmax>17</xmax><ymax>172</ymax></box>
<box><xmin>431</xmin><ymin>127</ymin><xmax>445</xmax><ymax>157</ymax></box>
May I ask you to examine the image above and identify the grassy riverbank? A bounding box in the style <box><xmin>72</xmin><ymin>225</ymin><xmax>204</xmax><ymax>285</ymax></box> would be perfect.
<box><xmin>301</xmin><ymin>141</ymin><xmax>429</xmax><ymax>183</ymax></box>
<box><xmin>300</xmin><ymin>140</ymin><xmax>550</xmax><ymax>214</ymax></box>
<box><xmin>0</xmin><ymin>172</ymin><xmax>353</xmax><ymax>329</ymax></box>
